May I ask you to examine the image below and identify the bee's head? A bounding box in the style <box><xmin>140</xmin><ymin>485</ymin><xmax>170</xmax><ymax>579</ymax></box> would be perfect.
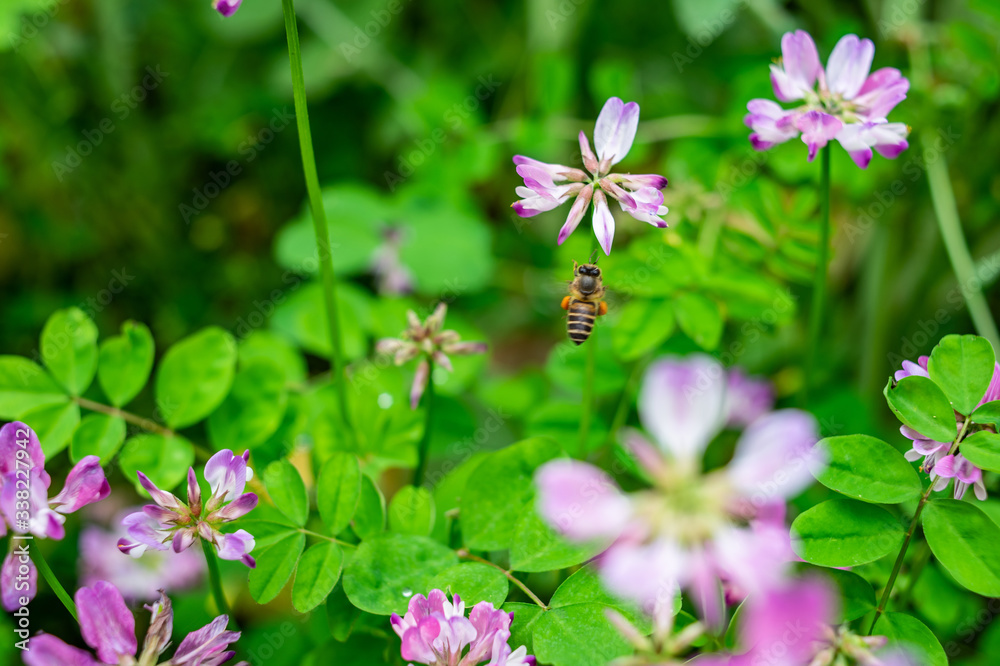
<box><xmin>576</xmin><ymin>264</ymin><xmax>601</xmax><ymax>294</ymax></box>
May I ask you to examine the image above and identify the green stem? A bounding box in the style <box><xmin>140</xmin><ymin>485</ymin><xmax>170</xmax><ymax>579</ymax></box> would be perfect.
<box><xmin>457</xmin><ymin>550</ymin><xmax>548</xmax><ymax>610</ymax></box>
<box><xmin>579</xmin><ymin>328</ymin><xmax>597</xmax><ymax>458</ymax></box>
<box><xmin>201</xmin><ymin>539</ymin><xmax>235</xmax><ymax>628</ymax></box>
<box><xmin>31</xmin><ymin>545</ymin><xmax>77</xmax><ymax>621</ymax></box>
<box><xmin>413</xmin><ymin>361</ymin><xmax>435</xmax><ymax>487</ymax></box>
<box><xmin>924</xmin><ymin>134</ymin><xmax>1000</xmax><ymax>350</ymax></box>
<box><xmin>805</xmin><ymin>145</ymin><xmax>831</xmax><ymax>401</ymax></box>
<box><xmin>868</xmin><ymin>416</ymin><xmax>971</xmax><ymax>634</ymax></box>
<box><xmin>281</xmin><ymin>0</ymin><xmax>352</xmax><ymax>430</ymax></box>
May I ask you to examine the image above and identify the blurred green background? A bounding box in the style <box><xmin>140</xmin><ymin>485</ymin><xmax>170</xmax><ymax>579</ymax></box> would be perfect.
<box><xmin>3</xmin><ymin>0</ymin><xmax>1000</xmax><ymax>663</ymax></box>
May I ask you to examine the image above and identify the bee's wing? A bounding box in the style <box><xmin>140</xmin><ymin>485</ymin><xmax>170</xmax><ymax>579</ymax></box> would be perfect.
<box><xmin>522</xmin><ymin>267</ymin><xmax>573</xmax><ymax>315</ymax></box>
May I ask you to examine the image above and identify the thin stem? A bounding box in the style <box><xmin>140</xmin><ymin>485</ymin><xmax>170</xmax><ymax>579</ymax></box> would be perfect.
<box><xmin>73</xmin><ymin>396</ymin><xmax>174</xmax><ymax>437</ymax></box>
<box><xmin>457</xmin><ymin>550</ymin><xmax>548</xmax><ymax>610</ymax></box>
<box><xmin>868</xmin><ymin>416</ymin><xmax>971</xmax><ymax>634</ymax></box>
<box><xmin>201</xmin><ymin>539</ymin><xmax>235</xmax><ymax>628</ymax></box>
<box><xmin>281</xmin><ymin>0</ymin><xmax>352</xmax><ymax>431</ymax></box>
<box><xmin>413</xmin><ymin>361</ymin><xmax>435</xmax><ymax>487</ymax></box>
<box><xmin>579</xmin><ymin>329</ymin><xmax>597</xmax><ymax>458</ymax></box>
<box><xmin>805</xmin><ymin>145</ymin><xmax>831</xmax><ymax>401</ymax></box>
<box><xmin>923</xmin><ymin>134</ymin><xmax>1000</xmax><ymax>350</ymax></box>
<box><xmin>31</xmin><ymin>545</ymin><xmax>77</xmax><ymax>621</ymax></box>
<box><xmin>299</xmin><ymin>528</ymin><xmax>357</xmax><ymax>548</ymax></box>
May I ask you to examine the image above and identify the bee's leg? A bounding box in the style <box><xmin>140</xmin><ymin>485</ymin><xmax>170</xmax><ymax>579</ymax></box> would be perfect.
<box><xmin>561</xmin><ymin>296</ymin><xmax>571</xmax><ymax>310</ymax></box>
<box><xmin>598</xmin><ymin>301</ymin><xmax>608</xmax><ymax>316</ymax></box>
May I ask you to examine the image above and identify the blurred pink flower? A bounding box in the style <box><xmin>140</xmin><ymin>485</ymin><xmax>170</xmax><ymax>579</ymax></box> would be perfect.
<box><xmin>535</xmin><ymin>356</ymin><xmax>823</xmax><ymax>627</ymax></box>
<box><xmin>212</xmin><ymin>0</ymin><xmax>242</xmax><ymax>17</ymax></box>
<box><xmin>511</xmin><ymin>97</ymin><xmax>668</xmax><ymax>255</ymax></box>
<box><xmin>390</xmin><ymin>590</ymin><xmax>535</xmax><ymax>666</ymax></box>
<box><xmin>746</xmin><ymin>31</ymin><xmax>909</xmax><ymax>168</ymax></box>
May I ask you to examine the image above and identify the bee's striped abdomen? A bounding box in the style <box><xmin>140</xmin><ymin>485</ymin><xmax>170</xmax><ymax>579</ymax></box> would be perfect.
<box><xmin>567</xmin><ymin>299</ymin><xmax>597</xmax><ymax>345</ymax></box>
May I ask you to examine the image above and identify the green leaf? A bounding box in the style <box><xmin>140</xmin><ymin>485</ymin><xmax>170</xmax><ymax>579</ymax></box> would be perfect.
<box><xmin>549</xmin><ymin>565</ymin><xmax>652</xmax><ymax>633</ymax></box>
<box><xmin>813</xmin><ymin>435</ymin><xmax>922</xmax><ymax>503</ymax></box>
<box><xmin>263</xmin><ymin>460</ymin><xmax>309</xmax><ymax>527</ymax></box>
<box><xmin>461</xmin><ymin>437</ymin><xmax>562</xmax><ymax>550</ymax></box>
<box><xmin>155</xmin><ymin>327</ymin><xmax>237</xmax><ymax>429</ymax></box>
<box><xmin>389</xmin><ymin>486</ymin><xmax>435</xmax><ymax>536</ymax></box>
<box><xmin>327</xmin><ymin>583</ymin><xmax>361</xmax><ymax>642</ymax></box>
<box><xmin>69</xmin><ymin>413</ymin><xmax>126</xmax><ymax>465</ymax></box>
<box><xmin>119</xmin><ymin>434</ymin><xmax>195</xmax><ymax>493</ymax></box>
<box><xmin>20</xmin><ymin>401</ymin><xmax>79</xmax><ymax>457</ymax></box>
<box><xmin>0</xmin><ymin>356</ymin><xmax>68</xmax><ymax>419</ymax></box>
<box><xmin>207</xmin><ymin>360</ymin><xmax>288</xmax><ymax>450</ymax></box>
<box><xmin>790</xmin><ymin>499</ymin><xmax>904</xmax><ymax>567</ymax></box>
<box><xmin>532</xmin><ymin>603</ymin><xmax>633</xmax><ymax>666</ymax></box>
<box><xmin>673</xmin><ymin>292</ymin><xmax>723</xmax><ymax>351</ymax></box>
<box><xmin>922</xmin><ymin>499</ymin><xmax>1000</xmax><ymax>596</ymax></box>
<box><xmin>270</xmin><ymin>282</ymin><xmax>370</xmax><ymax>362</ymax></box>
<box><xmin>819</xmin><ymin>568</ymin><xmax>876</xmax><ymax>622</ymax></box>
<box><xmin>97</xmin><ymin>321</ymin><xmax>154</xmax><ymax>407</ymax></box>
<box><xmin>957</xmin><ymin>431</ymin><xmax>1000</xmax><ymax>473</ymax></box>
<box><xmin>509</xmin><ymin>502</ymin><xmax>607</xmax><ymax>573</ymax></box>
<box><xmin>927</xmin><ymin>334</ymin><xmax>996</xmax><ymax>416</ymax></box>
<box><xmin>342</xmin><ymin>534</ymin><xmax>458</xmax><ymax>615</ymax></box>
<box><xmin>505</xmin><ymin>602</ymin><xmax>545</xmax><ymax>654</ymax></box>
<box><xmin>873</xmin><ymin>612</ymin><xmax>948</xmax><ymax>666</ymax></box>
<box><xmin>238</xmin><ymin>330</ymin><xmax>307</xmax><ymax>385</ymax></box>
<box><xmin>353</xmin><ymin>474</ymin><xmax>386</xmax><ymax>539</ymax></box>
<box><xmin>292</xmin><ymin>542</ymin><xmax>344</xmax><ymax>612</ymax></box>
<box><xmin>317</xmin><ymin>453</ymin><xmax>362</xmax><ymax>535</ymax></box>
<box><xmin>249</xmin><ymin>531</ymin><xmax>306</xmax><ymax>604</ymax></box>
<box><xmin>610</xmin><ymin>298</ymin><xmax>674</xmax><ymax>361</ymax></box>
<box><xmin>429</xmin><ymin>562</ymin><xmax>508</xmax><ymax>607</ymax></box>
<box><xmin>972</xmin><ymin>400</ymin><xmax>1000</xmax><ymax>427</ymax></box>
<box><xmin>884</xmin><ymin>375</ymin><xmax>958</xmax><ymax>443</ymax></box>
<box><xmin>40</xmin><ymin>308</ymin><xmax>98</xmax><ymax>396</ymax></box>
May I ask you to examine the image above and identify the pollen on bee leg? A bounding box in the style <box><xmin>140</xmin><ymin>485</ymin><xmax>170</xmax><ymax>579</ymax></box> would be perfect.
<box><xmin>561</xmin><ymin>296</ymin><xmax>571</xmax><ymax>310</ymax></box>
<box><xmin>598</xmin><ymin>301</ymin><xmax>608</xmax><ymax>315</ymax></box>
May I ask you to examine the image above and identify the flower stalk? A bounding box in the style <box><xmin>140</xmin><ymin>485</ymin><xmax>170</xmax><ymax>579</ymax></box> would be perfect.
<box><xmin>202</xmin><ymin>538</ymin><xmax>235</xmax><ymax>628</ymax></box>
<box><xmin>281</xmin><ymin>0</ymin><xmax>352</xmax><ymax>435</ymax></box>
<box><xmin>805</xmin><ymin>144</ymin><xmax>831</xmax><ymax>399</ymax></box>
<box><xmin>413</xmin><ymin>360</ymin><xmax>435</xmax><ymax>487</ymax></box>
<box><xmin>31</xmin><ymin>547</ymin><xmax>77</xmax><ymax>621</ymax></box>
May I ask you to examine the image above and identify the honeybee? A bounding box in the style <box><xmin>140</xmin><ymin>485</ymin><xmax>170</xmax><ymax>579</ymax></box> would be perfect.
<box><xmin>560</xmin><ymin>252</ymin><xmax>608</xmax><ymax>345</ymax></box>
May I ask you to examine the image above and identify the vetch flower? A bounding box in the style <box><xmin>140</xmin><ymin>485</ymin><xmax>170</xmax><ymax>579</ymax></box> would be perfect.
<box><xmin>22</xmin><ymin>581</ymin><xmax>248</xmax><ymax>666</ymax></box>
<box><xmin>746</xmin><ymin>30</ymin><xmax>909</xmax><ymax>168</ymax></box>
<box><xmin>212</xmin><ymin>0</ymin><xmax>242</xmax><ymax>17</ymax></box>
<box><xmin>117</xmin><ymin>450</ymin><xmax>258</xmax><ymax>568</ymax></box>
<box><xmin>376</xmin><ymin>303</ymin><xmax>488</xmax><ymax>409</ymax></box>
<box><xmin>389</xmin><ymin>589</ymin><xmax>535</xmax><ymax>666</ymax></box>
<box><xmin>894</xmin><ymin>357</ymin><xmax>1000</xmax><ymax>501</ymax></box>
<box><xmin>0</xmin><ymin>421</ymin><xmax>110</xmax><ymax>611</ymax></box>
<box><xmin>511</xmin><ymin>97</ymin><xmax>668</xmax><ymax>254</ymax></box>
<box><xmin>535</xmin><ymin>356</ymin><xmax>823</xmax><ymax>628</ymax></box>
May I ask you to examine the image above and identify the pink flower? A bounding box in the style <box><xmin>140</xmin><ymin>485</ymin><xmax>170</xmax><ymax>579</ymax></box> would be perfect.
<box><xmin>117</xmin><ymin>450</ymin><xmax>258</xmax><ymax>568</ymax></box>
<box><xmin>22</xmin><ymin>582</ymin><xmax>247</xmax><ymax>666</ymax></box>
<box><xmin>746</xmin><ymin>30</ymin><xmax>909</xmax><ymax>168</ymax></box>
<box><xmin>725</xmin><ymin>368</ymin><xmax>774</xmax><ymax>428</ymax></box>
<box><xmin>535</xmin><ymin>357</ymin><xmax>823</xmax><ymax>627</ymax></box>
<box><xmin>389</xmin><ymin>590</ymin><xmax>535</xmax><ymax>666</ymax></box>
<box><xmin>0</xmin><ymin>422</ymin><xmax>110</xmax><ymax>610</ymax></box>
<box><xmin>511</xmin><ymin>97</ymin><xmax>668</xmax><ymax>255</ymax></box>
<box><xmin>212</xmin><ymin>0</ymin><xmax>242</xmax><ymax>17</ymax></box>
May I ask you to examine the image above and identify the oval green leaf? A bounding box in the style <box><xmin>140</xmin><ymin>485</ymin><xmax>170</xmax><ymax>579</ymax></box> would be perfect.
<box><xmin>611</xmin><ymin>298</ymin><xmax>674</xmax><ymax>361</ymax></box>
<box><xmin>317</xmin><ymin>452</ymin><xmax>362</xmax><ymax>535</ymax></box>
<box><xmin>509</xmin><ymin>502</ymin><xmax>607</xmax><ymax>573</ymax></box>
<box><xmin>927</xmin><ymin>334</ymin><xmax>996</xmax><ymax>416</ymax></box>
<box><xmin>353</xmin><ymin>474</ymin><xmax>385</xmax><ymax>539</ymax></box>
<box><xmin>69</xmin><ymin>413</ymin><xmax>126</xmax><ymax>465</ymax></box>
<box><xmin>922</xmin><ymin>499</ymin><xmax>1000</xmax><ymax>597</ymax></box>
<box><xmin>816</xmin><ymin>567</ymin><xmax>876</xmax><ymax>622</ymax></box>
<box><xmin>98</xmin><ymin>321</ymin><xmax>154</xmax><ymax>407</ymax></box>
<box><xmin>249</xmin><ymin>531</ymin><xmax>305</xmax><ymax>604</ymax></box>
<box><xmin>292</xmin><ymin>542</ymin><xmax>344</xmax><ymax>613</ymax></box>
<box><xmin>40</xmin><ymin>308</ymin><xmax>98</xmax><ymax>396</ymax></box>
<box><xmin>389</xmin><ymin>486</ymin><xmax>435</xmax><ymax>536</ymax></box>
<box><xmin>342</xmin><ymin>534</ymin><xmax>458</xmax><ymax>615</ymax></box>
<box><xmin>813</xmin><ymin>435</ymin><xmax>922</xmax><ymax>503</ymax></box>
<box><xmin>873</xmin><ymin>611</ymin><xmax>948</xmax><ymax>666</ymax></box>
<box><xmin>549</xmin><ymin>565</ymin><xmax>652</xmax><ymax>632</ymax></box>
<box><xmin>21</xmin><ymin>401</ymin><xmax>80</xmax><ymax>457</ymax></box>
<box><xmin>119</xmin><ymin>434</ymin><xmax>195</xmax><ymax>493</ymax></box>
<box><xmin>884</xmin><ymin>375</ymin><xmax>958</xmax><ymax>443</ymax></box>
<box><xmin>532</xmin><ymin>603</ymin><xmax>633</xmax><ymax>666</ymax></box>
<box><xmin>155</xmin><ymin>327</ymin><xmax>237</xmax><ymax>429</ymax></box>
<box><xmin>263</xmin><ymin>460</ymin><xmax>309</xmax><ymax>527</ymax></box>
<box><xmin>429</xmin><ymin>562</ymin><xmax>508</xmax><ymax>607</ymax></box>
<box><xmin>207</xmin><ymin>359</ymin><xmax>288</xmax><ymax>450</ymax></box>
<box><xmin>958</xmin><ymin>430</ymin><xmax>1000</xmax><ymax>473</ymax></box>
<box><xmin>0</xmin><ymin>356</ymin><xmax>68</xmax><ymax>419</ymax></box>
<box><xmin>790</xmin><ymin>499</ymin><xmax>904</xmax><ymax>567</ymax></box>
<box><xmin>971</xmin><ymin>400</ymin><xmax>1000</xmax><ymax>427</ymax></box>
<box><xmin>673</xmin><ymin>292</ymin><xmax>723</xmax><ymax>351</ymax></box>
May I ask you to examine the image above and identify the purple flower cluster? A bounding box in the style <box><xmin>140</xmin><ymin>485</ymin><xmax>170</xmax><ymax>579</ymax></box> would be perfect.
<box><xmin>390</xmin><ymin>590</ymin><xmax>534</xmax><ymax>666</ymax></box>
<box><xmin>118</xmin><ymin>450</ymin><xmax>258</xmax><ymax>568</ymax></box>
<box><xmin>0</xmin><ymin>422</ymin><xmax>110</xmax><ymax>611</ymax></box>
<box><xmin>745</xmin><ymin>31</ymin><xmax>909</xmax><ymax>168</ymax></box>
